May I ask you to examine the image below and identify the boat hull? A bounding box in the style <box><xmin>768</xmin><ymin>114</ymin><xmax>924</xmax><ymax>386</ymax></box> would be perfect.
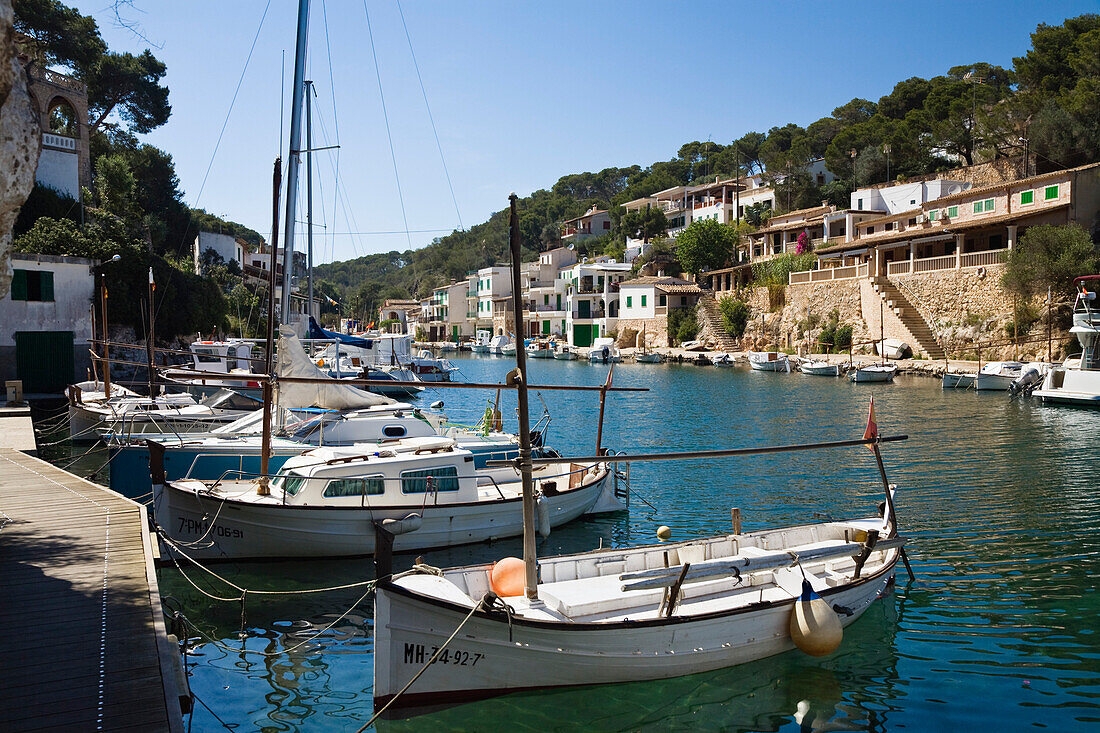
<box><xmin>748</xmin><ymin>359</ymin><xmax>789</xmax><ymax>372</ymax></box>
<box><xmin>799</xmin><ymin>363</ymin><xmax>843</xmax><ymax>376</ymax></box>
<box><xmin>973</xmin><ymin>373</ymin><xmax>1015</xmax><ymax>391</ymax></box>
<box><xmin>373</xmin><ymin>562</ymin><xmax>895</xmax><ymax>710</ymax></box>
<box><xmin>849</xmin><ymin>366</ymin><xmax>896</xmax><ymax>383</ymax></box>
<box><xmin>153</xmin><ymin>470</ymin><xmax>609</xmax><ymax>559</ymax></box>
<box><xmin>942</xmin><ymin>373</ymin><xmax>975</xmax><ymax>389</ymax></box>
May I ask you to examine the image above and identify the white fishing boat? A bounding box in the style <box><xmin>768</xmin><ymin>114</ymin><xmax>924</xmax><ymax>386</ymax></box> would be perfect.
<box><xmin>972</xmin><ymin>361</ymin><xmax>1025</xmax><ymax>390</ymax></box>
<box><xmin>941</xmin><ymin>372</ymin><xmax>975</xmax><ymax>389</ymax></box>
<box><xmin>634</xmin><ymin>351</ymin><xmax>664</xmax><ymax>364</ymax></box>
<box><xmin>471</xmin><ymin>330</ymin><xmax>491</xmax><ymax>354</ymax></box>
<box><xmin>164</xmin><ymin>338</ymin><xmax>264</xmax><ymax>400</ymax></box>
<box><xmin>68</xmin><ymin>389</ymin><xmax>204</xmax><ymax>441</ymax></box>
<box><xmin>526</xmin><ymin>340</ymin><xmax>554</xmax><ymax>359</ymax></box>
<box><xmin>1034</xmin><ymin>276</ymin><xmax>1100</xmax><ymax>406</ymax></box>
<box><xmin>488</xmin><ymin>333</ymin><xmax>511</xmax><ymax>355</ymax></box>
<box><xmin>800</xmin><ymin>360</ymin><xmax>846</xmax><ymax>377</ymax></box>
<box><xmin>849</xmin><ymin>363</ymin><xmax>898</xmax><ymax>383</ymax></box>
<box><xmin>409</xmin><ymin>349</ymin><xmax>459</xmax><ymax>382</ymax></box>
<box><xmin>90</xmin><ymin>389</ymin><xmax>259</xmax><ymax>440</ymax></box>
<box><xmin>712</xmin><ymin>353</ymin><xmax>736</xmax><ymax>367</ymax></box>
<box><xmin>875</xmin><ymin>339</ymin><xmax>911</xmax><ymax>360</ymax></box>
<box><xmin>150</xmin><ymin>436</ymin><xmax>620</xmax><ymax>559</ymax></box>
<box><xmin>748</xmin><ymin>352</ymin><xmax>790</xmax><ymax>372</ymax></box>
<box><xmin>552</xmin><ymin>343</ymin><xmax>576</xmax><ymax>361</ymax></box>
<box><xmin>680</xmin><ymin>340</ymin><xmax>706</xmax><ymax>352</ymax></box>
<box><xmin>587</xmin><ymin>338</ymin><xmax>621</xmax><ymax>363</ymax></box>
<box><xmin>501</xmin><ymin>343</ymin><xmax>517</xmax><ymax>356</ymax></box>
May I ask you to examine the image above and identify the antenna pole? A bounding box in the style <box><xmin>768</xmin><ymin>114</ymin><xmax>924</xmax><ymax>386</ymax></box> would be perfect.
<box><xmin>508</xmin><ymin>194</ymin><xmax>538</xmax><ymax>600</ymax></box>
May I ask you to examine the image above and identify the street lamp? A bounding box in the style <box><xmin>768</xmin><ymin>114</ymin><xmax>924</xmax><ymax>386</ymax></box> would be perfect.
<box><xmin>883</xmin><ymin>144</ymin><xmax>892</xmax><ymax>183</ymax></box>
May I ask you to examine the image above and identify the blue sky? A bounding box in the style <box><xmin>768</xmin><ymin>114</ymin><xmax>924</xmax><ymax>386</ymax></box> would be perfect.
<box><xmin>75</xmin><ymin>0</ymin><xmax>1096</xmax><ymax>264</ymax></box>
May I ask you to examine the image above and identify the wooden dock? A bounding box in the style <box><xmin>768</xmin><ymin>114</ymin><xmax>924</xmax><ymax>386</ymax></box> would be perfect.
<box><xmin>0</xmin><ymin>412</ymin><xmax>183</xmax><ymax>732</ymax></box>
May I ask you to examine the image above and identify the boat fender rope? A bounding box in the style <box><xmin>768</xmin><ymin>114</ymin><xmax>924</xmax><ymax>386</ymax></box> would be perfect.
<box><xmin>480</xmin><ymin>591</ymin><xmax>516</xmax><ymax>642</ymax></box>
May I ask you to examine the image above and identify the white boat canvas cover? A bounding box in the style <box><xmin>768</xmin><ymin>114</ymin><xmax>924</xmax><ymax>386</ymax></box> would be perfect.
<box><xmin>276</xmin><ymin>330</ymin><xmax>395</xmax><ymax>410</ymax></box>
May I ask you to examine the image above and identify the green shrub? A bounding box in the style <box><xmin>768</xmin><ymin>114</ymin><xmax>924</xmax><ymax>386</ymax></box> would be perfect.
<box><xmin>667</xmin><ymin>307</ymin><xmax>698</xmax><ymax>344</ymax></box>
<box><xmin>719</xmin><ymin>298</ymin><xmax>750</xmax><ymax>337</ymax></box>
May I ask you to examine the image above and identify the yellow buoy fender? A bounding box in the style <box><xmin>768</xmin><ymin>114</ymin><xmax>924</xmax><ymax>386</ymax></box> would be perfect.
<box><xmin>536</xmin><ymin>495</ymin><xmax>551</xmax><ymax>539</ymax></box>
<box><xmin>790</xmin><ymin>579</ymin><xmax>843</xmax><ymax>656</ymax></box>
<box><xmin>656</xmin><ymin>525</ymin><xmax>672</xmax><ymax>541</ymax></box>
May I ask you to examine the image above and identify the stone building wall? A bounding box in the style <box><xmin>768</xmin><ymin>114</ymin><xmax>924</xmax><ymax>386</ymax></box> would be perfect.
<box><xmin>615</xmin><ymin>316</ymin><xmax>669</xmax><ymax>348</ymax></box>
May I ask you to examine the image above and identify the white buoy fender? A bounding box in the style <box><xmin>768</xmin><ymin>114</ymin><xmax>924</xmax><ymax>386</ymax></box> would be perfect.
<box><xmin>789</xmin><ymin>579</ymin><xmax>843</xmax><ymax>656</ymax></box>
<box><xmin>380</xmin><ymin>513</ymin><xmax>423</xmax><ymax>536</ymax></box>
<box><xmin>536</xmin><ymin>495</ymin><xmax>551</xmax><ymax>538</ymax></box>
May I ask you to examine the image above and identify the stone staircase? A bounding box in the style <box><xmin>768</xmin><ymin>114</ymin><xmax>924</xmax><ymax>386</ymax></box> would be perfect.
<box><xmin>870</xmin><ymin>276</ymin><xmax>946</xmax><ymax>360</ymax></box>
<box><xmin>695</xmin><ymin>292</ymin><xmax>742</xmax><ymax>351</ymax></box>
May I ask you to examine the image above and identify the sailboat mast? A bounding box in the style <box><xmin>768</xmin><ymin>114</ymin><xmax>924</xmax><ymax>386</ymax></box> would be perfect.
<box><xmin>305</xmin><ymin>79</ymin><xmax>314</xmax><ymax>325</ymax></box>
<box><xmin>507</xmin><ymin>194</ymin><xmax>538</xmax><ymax>599</ymax></box>
<box><xmin>259</xmin><ymin>157</ymin><xmax>283</xmax><ymax>496</ymax></box>
<box><xmin>280</xmin><ymin>0</ymin><xmax>311</xmax><ymax>325</ymax></box>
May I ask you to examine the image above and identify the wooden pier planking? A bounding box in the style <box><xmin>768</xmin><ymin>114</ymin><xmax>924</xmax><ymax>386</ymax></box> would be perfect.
<box><xmin>0</xmin><ymin>437</ymin><xmax>183</xmax><ymax>733</ymax></box>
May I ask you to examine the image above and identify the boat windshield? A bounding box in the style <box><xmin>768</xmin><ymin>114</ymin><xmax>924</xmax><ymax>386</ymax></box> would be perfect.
<box><xmin>287</xmin><ymin>412</ymin><xmax>341</xmax><ymax>441</ymax></box>
<box><xmin>272</xmin><ymin>471</ymin><xmax>308</xmax><ymax>496</ymax></box>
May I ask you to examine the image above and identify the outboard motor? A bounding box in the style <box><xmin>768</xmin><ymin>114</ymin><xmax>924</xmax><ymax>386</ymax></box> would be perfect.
<box><xmin>1009</xmin><ymin>366</ymin><xmax>1042</xmax><ymax>396</ymax></box>
<box><xmin>601</xmin><ymin>346</ymin><xmax>609</xmax><ymax>363</ymax></box>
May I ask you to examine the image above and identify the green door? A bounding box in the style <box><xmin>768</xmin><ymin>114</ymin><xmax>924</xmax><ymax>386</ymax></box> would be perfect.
<box><xmin>578</xmin><ymin>299</ymin><xmax>590</xmax><ymax>319</ymax></box>
<box><xmin>542</xmin><ymin>320</ymin><xmax>550</xmax><ymax>335</ymax></box>
<box><xmin>572</xmin><ymin>324</ymin><xmax>595</xmax><ymax>348</ymax></box>
<box><xmin>15</xmin><ymin>331</ymin><xmax>74</xmax><ymax>393</ymax></box>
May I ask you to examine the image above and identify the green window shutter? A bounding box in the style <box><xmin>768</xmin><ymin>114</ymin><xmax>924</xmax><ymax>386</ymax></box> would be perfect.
<box><xmin>973</xmin><ymin>202</ymin><xmax>981</xmax><ymax>213</ymax></box>
<box><xmin>40</xmin><ymin>271</ymin><xmax>54</xmax><ymax>302</ymax></box>
<box><xmin>1021</xmin><ymin>190</ymin><xmax>1033</xmax><ymax>204</ymax></box>
<box><xmin>659</xmin><ymin>294</ymin><xmax>666</xmax><ymax>306</ymax></box>
<box><xmin>985</xmin><ymin>199</ymin><xmax>994</xmax><ymax>212</ymax></box>
<box><xmin>1045</xmin><ymin>185</ymin><xmax>1058</xmax><ymax>200</ymax></box>
<box><xmin>11</xmin><ymin>269</ymin><xmax>28</xmax><ymax>301</ymax></box>
<box><xmin>948</xmin><ymin>206</ymin><xmax>958</xmax><ymax>218</ymax></box>
<box><xmin>641</xmin><ymin>295</ymin><xmax>647</xmax><ymax>307</ymax></box>
<box><xmin>626</xmin><ymin>296</ymin><xmax>632</xmax><ymax>307</ymax></box>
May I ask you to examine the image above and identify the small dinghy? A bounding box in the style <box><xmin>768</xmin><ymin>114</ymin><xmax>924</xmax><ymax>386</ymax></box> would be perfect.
<box><xmin>748</xmin><ymin>352</ymin><xmax>790</xmax><ymax>372</ymax></box>
<box><xmin>800</xmin><ymin>360</ymin><xmax>846</xmax><ymax>377</ymax></box>
<box><xmin>849</xmin><ymin>363</ymin><xmax>898</xmax><ymax>383</ymax></box>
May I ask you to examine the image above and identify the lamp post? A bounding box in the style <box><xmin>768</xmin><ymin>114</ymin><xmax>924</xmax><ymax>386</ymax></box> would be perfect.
<box><xmin>95</xmin><ymin>254</ymin><xmax>122</xmax><ymax>398</ymax></box>
<box><xmin>883</xmin><ymin>143</ymin><xmax>892</xmax><ymax>183</ymax></box>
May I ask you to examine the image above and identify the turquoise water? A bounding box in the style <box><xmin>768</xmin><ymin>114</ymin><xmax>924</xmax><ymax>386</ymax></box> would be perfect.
<box><xmin>99</xmin><ymin>355</ymin><xmax>1099</xmax><ymax>731</ymax></box>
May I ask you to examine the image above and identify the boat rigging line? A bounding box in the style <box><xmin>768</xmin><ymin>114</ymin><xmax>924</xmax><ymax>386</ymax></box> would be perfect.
<box><xmin>362</xmin><ymin>0</ymin><xmax>413</xmax><ymax>249</ymax></box>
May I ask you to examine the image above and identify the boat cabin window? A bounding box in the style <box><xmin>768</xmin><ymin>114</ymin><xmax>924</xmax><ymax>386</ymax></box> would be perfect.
<box><xmin>323</xmin><ymin>476</ymin><xmax>385</xmax><ymax>497</ymax></box>
<box><xmin>401</xmin><ymin>466</ymin><xmax>459</xmax><ymax>494</ymax></box>
<box><xmin>193</xmin><ymin>348</ymin><xmax>223</xmax><ymax>363</ymax></box>
<box><xmin>382</xmin><ymin>425</ymin><xmax>407</xmax><ymax>438</ymax></box>
<box><xmin>274</xmin><ymin>473</ymin><xmax>308</xmax><ymax>496</ymax></box>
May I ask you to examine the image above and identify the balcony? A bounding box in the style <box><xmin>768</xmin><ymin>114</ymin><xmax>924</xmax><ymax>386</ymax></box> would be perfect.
<box><xmin>42</xmin><ymin>133</ymin><xmax>77</xmax><ymax>151</ymax></box>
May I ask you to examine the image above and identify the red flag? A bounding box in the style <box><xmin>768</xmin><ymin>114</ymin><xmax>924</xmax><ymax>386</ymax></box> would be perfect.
<box><xmin>863</xmin><ymin>397</ymin><xmax>878</xmax><ymax>448</ymax></box>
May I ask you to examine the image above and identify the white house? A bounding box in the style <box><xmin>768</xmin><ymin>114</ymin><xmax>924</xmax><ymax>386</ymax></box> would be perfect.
<box><xmin>617</xmin><ymin>275</ymin><xmax>704</xmax><ymax>348</ymax></box>
<box><xmin>522</xmin><ymin>247</ymin><xmax>576</xmax><ymax>337</ymax></box>
<box><xmin>851</xmin><ymin>178</ymin><xmax>972</xmax><ymax>216</ymax></box>
<box><xmin>561</xmin><ymin>206</ymin><xmax>612</xmax><ymax>242</ymax></box>
<box><xmin>476</xmin><ymin>266</ymin><xmax>512</xmax><ymax>330</ymax></box>
<box><xmin>0</xmin><ymin>253</ymin><xmax>96</xmax><ymax>393</ymax></box>
<box><xmin>562</xmin><ymin>260</ymin><xmax>633</xmax><ymax>347</ymax></box>
<box><xmin>193</xmin><ymin>231</ymin><xmax>245</xmax><ymax>274</ymax></box>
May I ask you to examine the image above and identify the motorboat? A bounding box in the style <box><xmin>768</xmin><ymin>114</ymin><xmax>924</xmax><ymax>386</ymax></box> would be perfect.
<box><xmin>471</xmin><ymin>330</ymin><xmax>491</xmax><ymax>354</ymax></box>
<box><xmin>748</xmin><ymin>352</ymin><xmax>790</xmax><ymax>372</ymax></box>
<box><xmin>526</xmin><ymin>340</ymin><xmax>555</xmax><ymax>359</ymax></box>
<box><xmin>501</xmin><ymin>343</ymin><xmax>517</xmax><ymax>356</ymax></box>
<box><xmin>712</xmin><ymin>353</ymin><xmax>736</xmax><ymax>367</ymax></box>
<box><xmin>163</xmin><ymin>338</ymin><xmax>265</xmax><ymax>400</ymax></box>
<box><xmin>1034</xmin><ymin>276</ymin><xmax>1100</xmax><ymax>406</ymax></box>
<box><xmin>88</xmin><ymin>389</ymin><xmax>260</xmax><ymax>440</ymax></box>
<box><xmin>942</xmin><ymin>372</ymin><xmax>975</xmax><ymax>389</ymax></box>
<box><xmin>875</xmin><ymin>339</ymin><xmax>911</xmax><ymax>360</ymax></box>
<box><xmin>973</xmin><ymin>361</ymin><xmax>1027</xmax><ymax>391</ymax></box>
<box><xmin>587</xmin><ymin>338</ymin><xmax>621</xmax><ymax>363</ymax></box>
<box><xmin>409</xmin><ymin>349</ymin><xmax>459</xmax><ymax>382</ymax></box>
<box><xmin>680</xmin><ymin>340</ymin><xmax>706</xmax><ymax>352</ymax></box>
<box><xmin>151</xmin><ymin>436</ymin><xmax>622</xmax><ymax>559</ymax></box>
<box><xmin>800</xmin><ymin>360</ymin><xmax>847</xmax><ymax>377</ymax></box>
<box><xmin>553</xmin><ymin>343</ymin><xmax>576</xmax><ymax>361</ymax></box>
<box><xmin>488</xmin><ymin>333</ymin><xmax>511</xmax><ymax>355</ymax></box>
<box><xmin>849</xmin><ymin>363</ymin><xmax>898</xmax><ymax>383</ymax></box>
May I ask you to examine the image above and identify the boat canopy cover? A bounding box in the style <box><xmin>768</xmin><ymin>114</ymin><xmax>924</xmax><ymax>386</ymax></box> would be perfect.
<box><xmin>308</xmin><ymin>317</ymin><xmax>374</xmax><ymax>348</ymax></box>
<box><xmin>277</xmin><ymin>329</ymin><xmax>394</xmax><ymax>409</ymax></box>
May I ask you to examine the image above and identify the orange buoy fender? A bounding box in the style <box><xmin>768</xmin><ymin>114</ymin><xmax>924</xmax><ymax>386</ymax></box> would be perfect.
<box><xmin>790</xmin><ymin>579</ymin><xmax>843</xmax><ymax>656</ymax></box>
<box><xmin>489</xmin><ymin>557</ymin><xmax>526</xmax><ymax>597</ymax></box>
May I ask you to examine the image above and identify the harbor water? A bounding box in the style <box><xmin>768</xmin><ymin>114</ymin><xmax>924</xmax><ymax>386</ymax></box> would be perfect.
<box><xmin>42</xmin><ymin>354</ymin><xmax>1100</xmax><ymax>731</ymax></box>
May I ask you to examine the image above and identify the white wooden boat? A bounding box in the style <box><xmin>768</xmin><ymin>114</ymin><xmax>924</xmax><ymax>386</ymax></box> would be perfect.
<box><xmin>1034</xmin><ymin>276</ymin><xmax>1100</xmax><ymax>406</ymax></box>
<box><xmin>552</xmin><ymin>343</ymin><xmax>576</xmax><ymax>360</ymax></box>
<box><xmin>942</xmin><ymin>372</ymin><xmax>975</xmax><ymax>389</ymax></box>
<box><xmin>875</xmin><ymin>339</ymin><xmax>910</xmax><ymax>360</ymax></box>
<box><xmin>800</xmin><ymin>360</ymin><xmax>846</xmax><ymax>377</ymax></box>
<box><xmin>471</xmin><ymin>330</ymin><xmax>491</xmax><ymax>354</ymax></box>
<box><xmin>488</xmin><ymin>334</ymin><xmax>511</xmax><ymax>355</ymax></box>
<box><xmin>849</xmin><ymin>363</ymin><xmax>898</xmax><ymax>383</ymax></box>
<box><xmin>680</xmin><ymin>340</ymin><xmax>706</xmax><ymax>352</ymax></box>
<box><xmin>587</xmin><ymin>338</ymin><xmax>621</xmax><ymax>363</ymax></box>
<box><xmin>526</xmin><ymin>340</ymin><xmax>555</xmax><ymax>359</ymax></box>
<box><xmin>712</xmin><ymin>353</ymin><xmax>736</xmax><ymax>367</ymax></box>
<box><xmin>373</xmin><ymin>513</ymin><xmax>901</xmax><ymax>710</ymax></box>
<box><xmin>634</xmin><ymin>352</ymin><xmax>664</xmax><ymax>363</ymax></box>
<box><xmin>151</xmin><ymin>437</ymin><xmax>620</xmax><ymax>559</ymax></box>
<box><xmin>89</xmin><ymin>389</ymin><xmax>259</xmax><ymax>440</ymax></box>
<box><xmin>409</xmin><ymin>349</ymin><xmax>459</xmax><ymax>382</ymax></box>
<box><xmin>68</xmin><ymin>389</ymin><xmax>212</xmax><ymax>441</ymax></box>
<box><xmin>501</xmin><ymin>343</ymin><xmax>517</xmax><ymax>356</ymax></box>
<box><xmin>748</xmin><ymin>352</ymin><xmax>790</xmax><ymax>372</ymax></box>
<box><xmin>164</xmin><ymin>338</ymin><xmax>264</xmax><ymax>400</ymax></box>
<box><xmin>973</xmin><ymin>361</ymin><xmax>1027</xmax><ymax>391</ymax></box>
